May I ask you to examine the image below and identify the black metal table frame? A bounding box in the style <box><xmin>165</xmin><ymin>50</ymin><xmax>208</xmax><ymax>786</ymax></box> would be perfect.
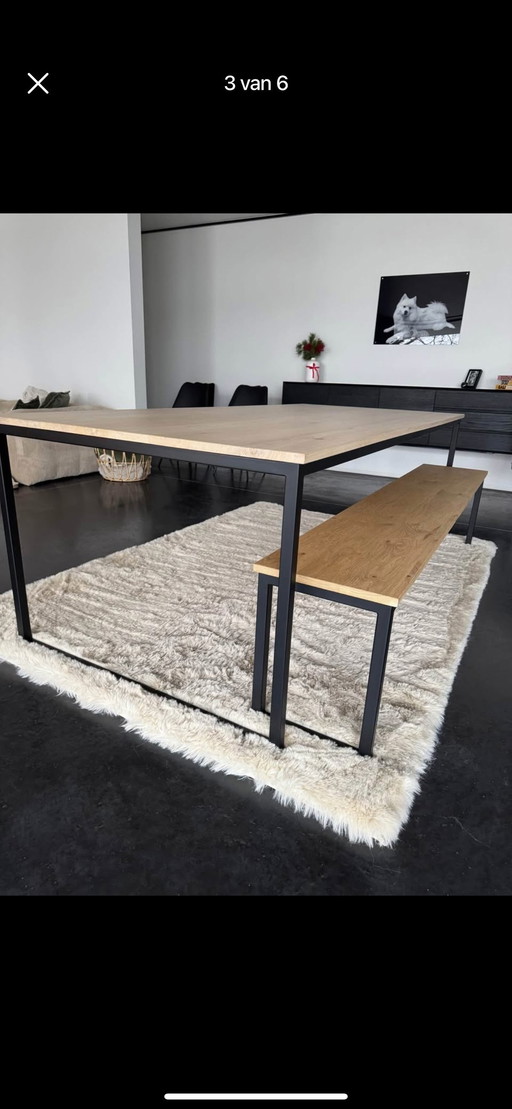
<box><xmin>0</xmin><ymin>418</ymin><xmax>461</xmax><ymax>749</ymax></box>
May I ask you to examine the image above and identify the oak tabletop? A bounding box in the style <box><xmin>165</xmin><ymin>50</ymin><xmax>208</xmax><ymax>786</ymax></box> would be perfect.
<box><xmin>0</xmin><ymin>404</ymin><xmax>464</xmax><ymax>465</ymax></box>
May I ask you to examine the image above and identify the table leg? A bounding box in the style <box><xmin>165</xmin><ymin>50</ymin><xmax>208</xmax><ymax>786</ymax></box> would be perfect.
<box><xmin>465</xmin><ymin>483</ymin><xmax>484</xmax><ymax>544</ymax></box>
<box><xmin>447</xmin><ymin>421</ymin><xmax>460</xmax><ymax>466</ymax></box>
<box><xmin>251</xmin><ymin>575</ymin><xmax>273</xmax><ymax>713</ymax></box>
<box><xmin>0</xmin><ymin>435</ymin><xmax>32</xmax><ymax>640</ymax></box>
<box><xmin>268</xmin><ymin>465</ymin><xmax>303</xmax><ymax>747</ymax></box>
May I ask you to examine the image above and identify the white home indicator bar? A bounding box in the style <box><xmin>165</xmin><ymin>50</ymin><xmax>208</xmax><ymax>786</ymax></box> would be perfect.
<box><xmin>164</xmin><ymin>1097</ymin><xmax>348</xmax><ymax>1102</ymax></box>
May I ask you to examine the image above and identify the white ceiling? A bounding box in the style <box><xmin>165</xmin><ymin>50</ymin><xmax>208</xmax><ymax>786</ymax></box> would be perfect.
<box><xmin>141</xmin><ymin>213</ymin><xmax>286</xmax><ymax>232</ymax></box>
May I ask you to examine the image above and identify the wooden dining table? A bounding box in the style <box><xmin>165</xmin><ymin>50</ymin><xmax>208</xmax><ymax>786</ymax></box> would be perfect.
<box><xmin>0</xmin><ymin>403</ymin><xmax>464</xmax><ymax>747</ymax></box>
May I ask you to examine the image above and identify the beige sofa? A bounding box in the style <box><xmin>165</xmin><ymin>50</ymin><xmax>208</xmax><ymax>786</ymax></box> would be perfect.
<box><xmin>1</xmin><ymin>400</ymin><xmax>101</xmax><ymax>486</ymax></box>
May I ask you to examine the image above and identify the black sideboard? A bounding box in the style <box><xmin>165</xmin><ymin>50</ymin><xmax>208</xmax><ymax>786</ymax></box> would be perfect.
<box><xmin>282</xmin><ymin>382</ymin><xmax>512</xmax><ymax>454</ymax></box>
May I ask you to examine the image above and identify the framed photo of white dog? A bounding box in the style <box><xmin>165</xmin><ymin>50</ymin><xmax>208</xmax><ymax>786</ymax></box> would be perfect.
<box><xmin>374</xmin><ymin>271</ymin><xmax>470</xmax><ymax>345</ymax></box>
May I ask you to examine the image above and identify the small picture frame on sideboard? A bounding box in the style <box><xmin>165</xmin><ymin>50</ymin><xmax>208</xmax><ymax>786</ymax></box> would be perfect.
<box><xmin>461</xmin><ymin>369</ymin><xmax>482</xmax><ymax>389</ymax></box>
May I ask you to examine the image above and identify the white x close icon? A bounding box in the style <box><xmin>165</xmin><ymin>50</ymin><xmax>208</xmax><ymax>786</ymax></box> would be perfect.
<box><xmin>27</xmin><ymin>72</ymin><xmax>49</xmax><ymax>95</ymax></box>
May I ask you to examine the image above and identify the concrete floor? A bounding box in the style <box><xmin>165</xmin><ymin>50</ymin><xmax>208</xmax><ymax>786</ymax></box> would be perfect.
<box><xmin>0</xmin><ymin>463</ymin><xmax>511</xmax><ymax>896</ymax></box>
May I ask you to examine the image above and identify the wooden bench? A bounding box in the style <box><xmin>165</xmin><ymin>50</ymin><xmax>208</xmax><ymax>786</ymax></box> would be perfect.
<box><xmin>251</xmin><ymin>464</ymin><xmax>487</xmax><ymax>755</ymax></box>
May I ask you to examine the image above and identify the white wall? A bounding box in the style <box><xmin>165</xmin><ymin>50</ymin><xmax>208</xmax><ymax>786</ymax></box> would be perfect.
<box><xmin>142</xmin><ymin>213</ymin><xmax>512</xmax><ymax>490</ymax></box>
<box><xmin>0</xmin><ymin>213</ymin><xmax>146</xmax><ymax>408</ymax></box>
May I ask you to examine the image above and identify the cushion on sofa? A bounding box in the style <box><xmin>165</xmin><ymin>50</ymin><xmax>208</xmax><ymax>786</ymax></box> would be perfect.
<box><xmin>1</xmin><ymin>399</ymin><xmax>106</xmax><ymax>485</ymax></box>
<box><xmin>12</xmin><ymin>397</ymin><xmax>40</xmax><ymax>409</ymax></box>
<box><xmin>21</xmin><ymin>386</ymin><xmax>48</xmax><ymax>405</ymax></box>
<box><xmin>12</xmin><ymin>389</ymin><xmax>70</xmax><ymax>410</ymax></box>
<box><xmin>40</xmin><ymin>390</ymin><xmax>70</xmax><ymax>408</ymax></box>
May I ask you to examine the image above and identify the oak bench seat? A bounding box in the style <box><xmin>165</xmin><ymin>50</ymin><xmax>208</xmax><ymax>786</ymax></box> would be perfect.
<box><xmin>252</xmin><ymin>464</ymin><xmax>487</xmax><ymax>754</ymax></box>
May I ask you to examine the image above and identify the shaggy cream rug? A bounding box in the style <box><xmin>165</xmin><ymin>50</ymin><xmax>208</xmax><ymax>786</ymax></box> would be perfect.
<box><xmin>0</xmin><ymin>502</ymin><xmax>496</xmax><ymax>846</ymax></box>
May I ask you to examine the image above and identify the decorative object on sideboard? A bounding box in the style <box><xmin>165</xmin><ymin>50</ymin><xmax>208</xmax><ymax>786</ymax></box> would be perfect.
<box><xmin>374</xmin><ymin>272</ymin><xmax>470</xmax><ymax>346</ymax></box>
<box><xmin>461</xmin><ymin>369</ymin><xmax>482</xmax><ymax>389</ymax></box>
<box><xmin>305</xmin><ymin>358</ymin><xmax>320</xmax><ymax>383</ymax></box>
<box><xmin>495</xmin><ymin>374</ymin><xmax>512</xmax><ymax>390</ymax></box>
<box><xmin>94</xmin><ymin>449</ymin><xmax>152</xmax><ymax>482</ymax></box>
<box><xmin>295</xmin><ymin>332</ymin><xmax>325</xmax><ymax>382</ymax></box>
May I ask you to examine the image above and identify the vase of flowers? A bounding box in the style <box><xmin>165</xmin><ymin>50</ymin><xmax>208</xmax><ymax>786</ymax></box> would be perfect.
<box><xmin>296</xmin><ymin>332</ymin><xmax>325</xmax><ymax>382</ymax></box>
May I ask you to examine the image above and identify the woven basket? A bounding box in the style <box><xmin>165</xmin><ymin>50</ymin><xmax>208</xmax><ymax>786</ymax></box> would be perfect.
<box><xmin>94</xmin><ymin>449</ymin><xmax>152</xmax><ymax>482</ymax></box>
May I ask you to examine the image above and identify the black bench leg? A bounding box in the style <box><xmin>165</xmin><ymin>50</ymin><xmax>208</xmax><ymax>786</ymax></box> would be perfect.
<box><xmin>268</xmin><ymin>465</ymin><xmax>304</xmax><ymax>747</ymax></box>
<box><xmin>252</xmin><ymin>576</ymin><xmax>273</xmax><ymax>712</ymax></box>
<box><xmin>358</xmin><ymin>605</ymin><xmax>394</xmax><ymax>756</ymax></box>
<box><xmin>465</xmin><ymin>483</ymin><xmax>484</xmax><ymax>544</ymax></box>
<box><xmin>447</xmin><ymin>420</ymin><xmax>460</xmax><ymax>466</ymax></box>
<box><xmin>0</xmin><ymin>435</ymin><xmax>32</xmax><ymax>641</ymax></box>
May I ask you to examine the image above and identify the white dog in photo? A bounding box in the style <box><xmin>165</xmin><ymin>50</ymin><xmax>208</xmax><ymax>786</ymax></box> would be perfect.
<box><xmin>384</xmin><ymin>294</ymin><xmax>454</xmax><ymax>344</ymax></box>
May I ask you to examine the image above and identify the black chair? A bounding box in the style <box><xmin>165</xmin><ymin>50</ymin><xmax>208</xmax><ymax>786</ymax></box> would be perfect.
<box><xmin>229</xmin><ymin>384</ymin><xmax>268</xmax><ymax>406</ymax></box>
<box><xmin>157</xmin><ymin>381</ymin><xmax>215</xmax><ymax>471</ymax></box>
<box><xmin>173</xmin><ymin>381</ymin><xmax>215</xmax><ymax>408</ymax></box>
<box><xmin>220</xmin><ymin>384</ymin><xmax>268</xmax><ymax>482</ymax></box>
